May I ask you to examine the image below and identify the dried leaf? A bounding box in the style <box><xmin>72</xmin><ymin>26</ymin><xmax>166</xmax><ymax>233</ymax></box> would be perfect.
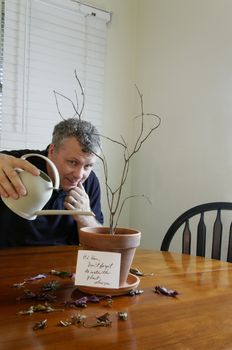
<box><xmin>59</xmin><ymin>314</ymin><xmax>87</xmax><ymax>327</ymax></box>
<box><xmin>96</xmin><ymin>312</ymin><xmax>111</xmax><ymax>324</ymax></box>
<box><xmin>65</xmin><ymin>295</ymin><xmax>105</xmax><ymax>308</ymax></box>
<box><xmin>103</xmin><ymin>298</ymin><xmax>113</xmax><ymax>307</ymax></box>
<box><xmin>87</xmin><ymin>295</ymin><xmax>101</xmax><ymax>303</ymax></box>
<box><xmin>18</xmin><ymin>306</ymin><xmax>34</xmax><ymax>315</ymax></box>
<box><xmin>128</xmin><ymin>289</ymin><xmax>144</xmax><ymax>296</ymax></box>
<box><xmin>59</xmin><ymin>320</ymin><xmax>72</xmax><ymax>327</ymax></box>
<box><xmin>118</xmin><ymin>311</ymin><xmax>128</xmax><ymax>321</ymax></box>
<box><xmin>17</xmin><ymin>289</ymin><xmax>56</xmax><ymax>302</ymax></box>
<box><xmin>33</xmin><ymin>319</ymin><xmax>47</xmax><ymax>330</ymax></box>
<box><xmin>18</xmin><ymin>303</ymin><xmax>64</xmax><ymax>315</ymax></box>
<box><xmin>83</xmin><ymin>312</ymin><xmax>112</xmax><ymax>328</ymax></box>
<box><xmin>50</xmin><ymin>269</ymin><xmax>74</xmax><ymax>278</ymax></box>
<box><xmin>12</xmin><ymin>274</ymin><xmax>47</xmax><ymax>288</ymax></box>
<box><xmin>65</xmin><ymin>296</ymin><xmax>88</xmax><ymax>308</ymax></box>
<box><xmin>154</xmin><ymin>285</ymin><xmax>179</xmax><ymax>297</ymax></box>
<box><xmin>71</xmin><ymin>314</ymin><xmax>86</xmax><ymax>325</ymax></box>
<box><xmin>41</xmin><ymin>281</ymin><xmax>60</xmax><ymax>291</ymax></box>
<box><xmin>130</xmin><ymin>267</ymin><xmax>154</xmax><ymax>277</ymax></box>
<box><xmin>12</xmin><ymin>281</ymin><xmax>26</xmax><ymax>288</ymax></box>
<box><xmin>26</xmin><ymin>274</ymin><xmax>47</xmax><ymax>281</ymax></box>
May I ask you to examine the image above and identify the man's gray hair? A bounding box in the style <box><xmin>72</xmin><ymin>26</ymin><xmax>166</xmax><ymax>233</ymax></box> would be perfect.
<box><xmin>52</xmin><ymin>118</ymin><xmax>100</xmax><ymax>153</ymax></box>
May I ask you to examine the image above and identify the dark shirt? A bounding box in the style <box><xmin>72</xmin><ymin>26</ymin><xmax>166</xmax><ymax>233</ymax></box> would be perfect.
<box><xmin>0</xmin><ymin>148</ymin><xmax>103</xmax><ymax>247</ymax></box>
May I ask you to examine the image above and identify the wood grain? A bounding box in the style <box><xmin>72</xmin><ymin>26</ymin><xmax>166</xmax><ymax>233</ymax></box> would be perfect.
<box><xmin>0</xmin><ymin>246</ymin><xmax>232</xmax><ymax>350</ymax></box>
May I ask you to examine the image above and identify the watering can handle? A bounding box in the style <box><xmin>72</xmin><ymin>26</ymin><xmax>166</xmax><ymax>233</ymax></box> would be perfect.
<box><xmin>21</xmin><ymin>153</ymin><xmax>60</xmax><ymax>190</ymax></box>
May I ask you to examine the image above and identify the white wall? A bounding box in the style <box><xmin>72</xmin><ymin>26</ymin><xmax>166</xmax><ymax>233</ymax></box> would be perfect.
<box><xmin>131</xmin><ymin>0</ymin><xmax>232</xmax><ymax>255</ymax></box>
<box><xmin>88</xmin><ymin>0</ymin><xmax>139</xmax><ymax>227</ymax></box>
<box><xmin>90</xmin><ymin>0</ymin><xmax>232</xmax><ymax>258</ymax></box>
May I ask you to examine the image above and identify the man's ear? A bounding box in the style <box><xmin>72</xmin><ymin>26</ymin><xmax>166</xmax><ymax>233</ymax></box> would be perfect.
<box><xmin>48</xmin><ymin>144</ymin><xmax>55</xmax><ymax>158</ymax></box>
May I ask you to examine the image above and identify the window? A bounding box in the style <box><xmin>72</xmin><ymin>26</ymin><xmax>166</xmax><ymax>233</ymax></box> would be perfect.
<box><xmin>0</xmin><ymin>0</ymin><xmax>111</xmax><ymax>150</ymax></box>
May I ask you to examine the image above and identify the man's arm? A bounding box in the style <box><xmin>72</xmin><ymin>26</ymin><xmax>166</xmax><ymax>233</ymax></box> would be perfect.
<box><xmin>74</xmin><ymin>212</ymin><xmax>102</xmax><ymax>229</ymax></box>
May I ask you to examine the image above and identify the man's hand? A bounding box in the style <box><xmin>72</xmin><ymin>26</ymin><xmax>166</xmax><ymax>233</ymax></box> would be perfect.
<box><xmin>0</xmin><ymin>154</ymin><xmax>40</xmax><ymax>199</ymax></box>
<box><xmin>64</xmin><ymin>182</ymin><xmax>101</xmax><ymax>228</ymax></box>
<box><xmin>64</xmin><ymin>182</ymin><xmax>91</xmax><ymax>212</ymax></box>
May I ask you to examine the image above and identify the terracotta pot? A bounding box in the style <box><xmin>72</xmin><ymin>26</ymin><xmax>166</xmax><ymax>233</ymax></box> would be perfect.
<box><xmin>79</xmin><ymin>227</ymin><xmax>141</xmax><ymax>287</ymax></box>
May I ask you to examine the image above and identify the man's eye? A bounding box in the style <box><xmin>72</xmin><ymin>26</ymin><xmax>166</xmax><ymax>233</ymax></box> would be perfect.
<box><xmin>68</xmin><ymin>160</ymin><xmax>77</xmax><ymax>166</ymax></box>
<box><xmin>85</xmin><ymin>164</ymin><xmax>93</xmax><ymax>170</ymax></box>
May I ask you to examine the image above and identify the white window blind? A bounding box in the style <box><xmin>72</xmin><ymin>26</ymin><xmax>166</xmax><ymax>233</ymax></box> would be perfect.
<box><xmin>1</xmin><ymin>0</ymin><xmax>111</xmax><ymax>150</ymax></box>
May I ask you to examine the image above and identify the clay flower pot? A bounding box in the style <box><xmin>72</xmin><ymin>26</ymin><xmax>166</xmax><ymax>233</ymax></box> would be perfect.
<box><xmin>79</xmin><ymin>227</ymin><xmax>141</xmax><ymax>287</ymax></box>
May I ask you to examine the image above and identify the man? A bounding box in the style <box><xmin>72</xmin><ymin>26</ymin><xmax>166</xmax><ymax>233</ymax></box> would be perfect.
<box><xmin>0</xmin><ymin>118</ymin><xmax>103</xmax><ymax>247</ymax></box>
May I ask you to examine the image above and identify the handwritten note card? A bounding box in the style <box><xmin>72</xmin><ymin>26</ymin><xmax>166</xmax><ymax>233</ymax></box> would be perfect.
<box><xmin>75</xmin><ymin>250</ymin><xmax>121</xmax><ymax>289</ymax></box>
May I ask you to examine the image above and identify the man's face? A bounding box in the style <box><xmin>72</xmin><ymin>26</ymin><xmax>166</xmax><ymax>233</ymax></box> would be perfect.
<box><xmin>48</xmin><ymin>136</ymin><xmax>98</xmax><ymax>191</ymax></box>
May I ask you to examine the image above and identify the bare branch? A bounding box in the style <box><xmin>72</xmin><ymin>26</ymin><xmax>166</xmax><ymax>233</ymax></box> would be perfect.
<box><xmin>54</xmin><ymin>72</ymin><xmax>161</xmax><ymax>233</ymax></box>
<box><xmin>74</xmin><ymin>69</ymin><xmax>85</xmax><ymax>117</ymax></box>
<box><xmin>112</xmin><ymin>194</ymin><xmax>152</xmax><ymax>234</ymax></box>
<box><xmin>53</xmin><ymin>70</ymin><xmax>85</xmax><ymax>120</ymax></box>
<box><xmin>132</xmin><ymin>113</ymin><xmax>161</xmax><ymax>155</ymax></box>
<box><xmin>53</xmin><ymin>90</ymin><xmax>79</xmax><ymax>119</ymax></box>
<box><xmin>91</xmin><ymin>85</ymin><xmax>161</xmax><ymax>233</ymax></box>
<box><xmin>97</xmin><ymin>133</ymin><xmax>127</xmax><ymax>150</ymax></box>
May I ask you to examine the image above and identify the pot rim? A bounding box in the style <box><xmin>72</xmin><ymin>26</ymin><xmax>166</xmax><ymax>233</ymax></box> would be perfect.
<box><xmin>80</xmin><ymin>226</ymin><xmax>141</xmax><ymax>236</ymax></box>
<box><xmin>79</xmin><ymin>227</ymin><xmax>141</xmax><ymax>249</ymax></box>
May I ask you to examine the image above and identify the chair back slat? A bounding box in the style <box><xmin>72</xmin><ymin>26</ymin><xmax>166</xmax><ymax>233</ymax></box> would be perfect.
<box><xmin>196</xmin><ymin>212</ymin><xmax>206</xmax><ymax>257</ymax></box>
<box><xmin>211</xmin><ymin>210</ymin><xmax>222</xmax><ymax>260</ymax></box>
<box><xmin>161</xmin><ymin>202</ymin><xmax>232</xmax><ymax>262</ymax></box>
<box><xmin>227</xmin><ymin>222</ymin><xmax>232</xmax><ymax>262</ymax></box>
<box><xmin>182</xmin><ymin>220</ymin><xmax>191</xmax><ymax>254</ymax></box>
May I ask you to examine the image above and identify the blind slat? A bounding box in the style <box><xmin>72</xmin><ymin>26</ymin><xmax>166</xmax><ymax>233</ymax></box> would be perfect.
<box><xmin>1</xmin><ymin>0</ymin><xmax>108</xmax><ymax>150</ymax></box>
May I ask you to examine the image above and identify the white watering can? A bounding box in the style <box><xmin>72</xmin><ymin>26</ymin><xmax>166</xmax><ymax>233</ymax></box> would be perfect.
<box><xmin>1</xmin><ymin>153</ymin><xmax>94</xmax><ymax>220</ymax></box>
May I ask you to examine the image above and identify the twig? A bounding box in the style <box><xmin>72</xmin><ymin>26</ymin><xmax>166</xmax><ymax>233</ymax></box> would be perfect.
<box><xmin>54</xmin><ymin>72</ymin><xmax>161</xmax><ymax>234</ymax></box>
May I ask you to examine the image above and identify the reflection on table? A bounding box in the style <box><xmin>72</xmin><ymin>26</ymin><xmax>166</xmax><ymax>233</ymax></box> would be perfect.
<box><xmin>1</xmin><ymin>245</ymin><xmax>232</xmax><ymax>350</ymax></box>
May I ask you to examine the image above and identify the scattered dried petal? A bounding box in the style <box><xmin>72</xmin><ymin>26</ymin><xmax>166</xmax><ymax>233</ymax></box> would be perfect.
<box><xmin>33</xmin><ymin>304</ymin><xmax>50</xmax><ymax>312</ymax></box>
<box><xmin>59</xmin><ymin>314</ymin><xmax>87</xmax><ymax>327</ymax></box>
<box><xmin>26</xmin><ymin>274</ymin><xmax>48</xmax><ymax>281</ymax></box>
<box><xmin>154</xmin><ymin>285</ymin><xmax>179</xmax><ymax>297</ymax></box>
<box><xmin>17</xmin><ymin>289</ymin><xmax>56</xmax><ymax>302</ymax></box>
<box><xmin>65</xmin><ymin>296</ymin><xmax>88</xmax><ymax>308</ymax></box>
<box><xmin>71</xmin><ymin>314</ymin><xmax>86</xmax><ymax>325</ymax></box>
<box><xmin>33</xmin><ymin>319</ymin><xmax>47</xmax><ymax>330</ymax></box>
<box><xmin>65</xmin><ymin>295</ymin><xmax>104</xmax><ymax>308</ymax></box>
<box><xmin>130</xmin><ymin>267</ymin><xmax>154</xmax><ymax>277</ymax></box>
<box><xmin>59</xmin><ymin>320</ymin><xmax>72</xmax><ymax>327</ymax></box>
<box><xmin>96</xmin><ymin>312</ymin><xmax>111</xmax><ymax>323</ymax></box>
<box><xmin>87</xmin><ymin>295</ymin><xmax>101</xmax><ymax>303</ymax></box>
<box><xmin>12</xmin><ymin>281</ymin><xmax>26</xmax><ymax>288</ymax></box>
<box><xmin>18</xmin><ymin>303</ymin><xmax>64</xmax><ymax>315</ymax></box>
<box><xmin>103</xmin><ymin>298</ymin><xmax>113</xmax><ymax>307</ymax></box>
<box><xmin>17</xmin><ymin>289</ymin><xmax>36</xmax><ymax>299</ymax></box>
<box><xmin>41</xmin><ymin>281</ymin><xmax>60</xmax><ymax>291</ymax></box>
<box><xmin>50</xmin><ymin>269</ymin><xmax>74</xmax><ymax>278</ymax></box>
<box><xmin>83</xmin><ymin>312</ymin><xmax>112</xmax><ymax>328</ymax></box>
<box><xmin>118</xmin><ymin>311</ymin><xmax>128</xmax><ymax>321</ymax></box>
<box><xmin>13</xmin><ymin>274</ymin><xmax>47</xmax><ymax>288</ymax></box>
<box><xmin>128</xmin><ymin>289</ymin><xmax>144</xmax><ymax>296</ymax></box>
<box><xmin>18</xmin><ymin>306</ymin><xmax>34</xmax><ymax>315</ymax></box>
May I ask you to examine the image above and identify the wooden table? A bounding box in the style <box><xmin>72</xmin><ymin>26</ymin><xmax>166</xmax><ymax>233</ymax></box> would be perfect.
<box><xmin>1</xmin><ymin>246</ymin><xmax>232</xmax><ymax>350</ymax></box>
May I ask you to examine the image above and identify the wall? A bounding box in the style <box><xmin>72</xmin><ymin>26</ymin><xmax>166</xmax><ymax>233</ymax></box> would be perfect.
<box><xmin>131</xmin><ymin>0</ymin><xmax>232</xmax><ymax>257</ymax></box>
<box><xmin>82</xmin><ymin>0</ymin><xmax>232</xmax><ymax>259</ymax></box>
<box><xmin>87</xmin><ymin>0</ymin><xmax>139</xmax><ymax>227</ymax></box>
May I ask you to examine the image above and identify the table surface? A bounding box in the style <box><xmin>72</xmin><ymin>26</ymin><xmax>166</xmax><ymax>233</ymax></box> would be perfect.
<box><xmin>1</xmin><ymin>245</ymin><xmax>232</xmax><ymax>350</ymax></box>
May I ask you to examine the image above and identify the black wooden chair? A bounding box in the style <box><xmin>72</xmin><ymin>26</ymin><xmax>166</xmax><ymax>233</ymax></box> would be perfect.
<box><xmin>161</xmin><ymin>202</ymin><xmax>232</xmax><ymax>262</ymax></box>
